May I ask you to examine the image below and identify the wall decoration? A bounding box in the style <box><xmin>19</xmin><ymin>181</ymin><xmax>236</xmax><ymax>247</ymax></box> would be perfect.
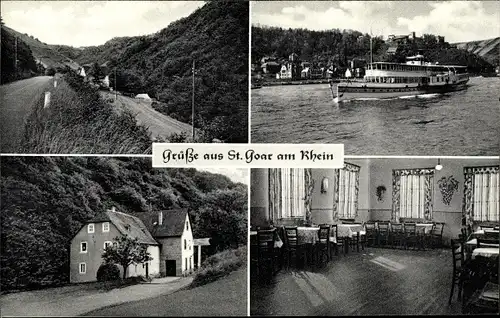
<box><xmin>438</xmin><ymin>175</ymin><xmax>459</xmax><ymax>206</ymax></box>
<box><xmin>376</xmin><ymin>185</ymin><xmax>386</xmax><ymax>202</ymax></box>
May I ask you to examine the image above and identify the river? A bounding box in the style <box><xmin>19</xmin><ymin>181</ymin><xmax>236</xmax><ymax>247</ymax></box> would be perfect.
<box><xmin>251</xmin><ymin>76</ymin><xmax>499</xmax><ymax>156</ymax></box>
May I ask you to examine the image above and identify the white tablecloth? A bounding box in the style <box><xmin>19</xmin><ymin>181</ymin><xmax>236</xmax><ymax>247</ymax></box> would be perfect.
<box><xmin>472</xmin><ymin>247</ymin><xmax>499</xmax><ymax>259</ymax></box>
<box><xmin>337</xmin><ymin>224</ymin><xmax>363</xmax><ymax>238</ymax></box>
<box><xmin>416</xmin><ymin>223</ymin><xmax>434</xmax><ymax>234</ymax></box>
<box><xmin>297</xmin><ymin>227</ymin><xmax>320</xmax><ymax>244</ymax></box>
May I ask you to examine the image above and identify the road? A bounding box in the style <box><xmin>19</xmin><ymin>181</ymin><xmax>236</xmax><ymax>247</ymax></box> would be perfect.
<box><xmin>102</xmin><ymin>92</ymin><xmax>192</xmax><ymax>141</ymax></box>
<box><xmin>0</xmin><ymin>76</ymin><xmax>53</xmax><ymax>153</ymax></box>
<box><xmin>85</xmin><ymin>267</ymin><xmax>248</xmax><ymax>316</ymax></box>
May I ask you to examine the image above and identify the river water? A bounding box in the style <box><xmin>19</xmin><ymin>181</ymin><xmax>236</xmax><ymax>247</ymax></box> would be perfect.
<box><xmin>251</xmin><ymin>76</ymin><xmax>499</xmax><ymax>156</ymax></box>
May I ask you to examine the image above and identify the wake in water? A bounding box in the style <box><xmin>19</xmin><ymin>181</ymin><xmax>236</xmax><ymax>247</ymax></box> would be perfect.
<box><xmin>339</xmin><ymin>93</ymin><xmax>443</xmax><ymax>103</ymax></box>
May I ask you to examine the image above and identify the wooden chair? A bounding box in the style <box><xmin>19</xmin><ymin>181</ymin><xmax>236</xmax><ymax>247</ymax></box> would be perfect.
<box><xmin>283</xmin><ymin>226</ymin><xmax>307</xmax><ymax>269</ymax></box>
<box><xmin>431</xmin><ymin>222</ymin><xmax>445</xmax><ymax>248</ymax></box>
<box><xmin>316</xmin><ymin>225</ymin><xmax>331</xmax><ymax>267</ymax></box>
<box><xmin>256</xmin><ymin>228</ymin><xmax>279</xmax><ymax>281</ymax></box>
<box><xmin>404</xmin><ymin>222</ymin><xmax>419</xmax><ymax>250</ymax></box>
<box><xmin>377</xmin><ymin>222</ymin><xmax>390</xmax><ymax>247</ymax></box>
<box><xmin>331</xmin><ymin>224</ymin><xmax>346</xmax><ymax>256</ymax></box>
<box><xmin>449</xmin><ymin>239</ymin><xmax>465</xmax><ymax>304</ymax></box>
<box><xmin>364</xmin><ymin>222</ymin><xmax>377</xmax><ymax>247</ymax></box>
<box><xmin>390</xmin><ymin>223</ymin><xmax>405</xmax><ymax>249</ymax></box>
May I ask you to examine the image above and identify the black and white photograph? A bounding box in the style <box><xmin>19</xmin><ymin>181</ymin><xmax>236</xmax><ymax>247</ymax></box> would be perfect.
<box><xmin>250</xmin><ymin>159</ymin><xmax>499</xmax><ymax>315</ymax></box>
<box><xmin>0</xmin><ymin>0</ymin><xmax>249</xmax><ymax>154</ymax></box>
<box><xmin>251</xmin><ymin>1</ymin><xmax>500</xmax><ymax>155</ymax></box>
<box><xmin>0</xmin><ymin>156</ymin><xmax>248</xmax><ymax>316</ymax></box>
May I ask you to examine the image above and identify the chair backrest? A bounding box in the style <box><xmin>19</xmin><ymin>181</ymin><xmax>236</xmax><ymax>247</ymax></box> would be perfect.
<box><xmin>451</xmin><ymin>239</ymin><xmax>464</xmax><ymax>269</ymax></box>
<box><xmin>318</xmin><ymin>224</ymin><xmax>331</xmax><ymax>241</ymax></box>
<box><xmin>432</xmin><ymin>222</ymin><xmax>444</xmax><ymax>235</ymax></box>
<box><xmin>391</xmin><ymin>223</ymin><xmax>404</xmax><ymax>233</ymax></box>
<box><xmin>365</xmin><ymin>222</ymin><xmax>376</xmax><ymax>230</ymax></box>
<box><xmin>284</xmin><ymin>226</ymin><xmax>299</xmax><ymax>248</ymax></box>
<box><xmin>378</xmin><ymin>222</ymin><xmax>390</xmax><ymax>232</ymax></box>
<box><xmin>404</xmin><ymin>222</ymin><xmax>417</xmax><ymax>233</ymax></box>
<box><xmin>331</xmin><ymin>224</ymin><xmax>338</xmax><ymax>239</ymax></box>
<box><xmin>484</xmin><ymin>230</ymin><xmax>499</xmax><ymax>240</ymax></box>
<box><xmin>257</xmin><ymin>228</ymin><xmax>276</xmax><ymax>253</ymax></box>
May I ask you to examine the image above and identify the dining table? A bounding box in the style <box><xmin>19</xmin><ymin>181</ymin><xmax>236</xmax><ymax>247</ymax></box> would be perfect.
<box><xmin>415</xmin><ymin>223</ymin><xmax>434</xmax><ymax>234</ymax></box>
<box><xmin>250</xmin><ymin>230</ymin><xmax>284</xmax><ymax>248</ymax></box>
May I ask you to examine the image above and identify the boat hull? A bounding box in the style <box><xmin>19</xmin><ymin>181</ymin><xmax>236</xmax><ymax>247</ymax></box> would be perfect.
<box><xmin>332</xmin><ymin>81</ymin><xmax>468</xmax><ymax>101</ymax></box>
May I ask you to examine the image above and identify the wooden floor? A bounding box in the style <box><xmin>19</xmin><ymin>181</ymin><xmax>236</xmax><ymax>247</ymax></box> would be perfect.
<box><xmin>251</xmin><ymin>247</ymin><xmax>464</xmax><ymax>316</ymax></box>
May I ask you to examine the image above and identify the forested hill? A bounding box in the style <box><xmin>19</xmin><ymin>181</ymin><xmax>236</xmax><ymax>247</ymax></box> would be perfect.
<box><xmin>252</xmin><ymin>25</ymin><xmax>495</xmax><ymax>73</ymax></box>
<box><xmin>0</xmin><ymin>24</ymin><xmax>39</xmax><ymax>84</ymax></box>
<box><xmin>453</xmin><ymin>37</ymin><xmax>500</xmax><ymax>66</ymax></box>
<box><xmin>0</xmin><ymin>157</ymin><xmax>247</xmax><ymax>291</ymax></box>
<box><xmin>73</xmin><ymin>1</ymin><xmax>249</xmax><ymax>143</ymax></box>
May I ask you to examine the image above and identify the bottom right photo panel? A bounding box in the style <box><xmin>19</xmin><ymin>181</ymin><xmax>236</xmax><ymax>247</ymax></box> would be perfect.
<box><xmin>249</xmin><ymin>158</ymin><xmax>499</xmax><ymax>316</ymax></box>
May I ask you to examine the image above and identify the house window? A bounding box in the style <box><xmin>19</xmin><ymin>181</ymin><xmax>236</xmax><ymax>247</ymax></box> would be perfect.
<box><xmin>87</xmin><ymin>223</ymin><xmax>94</xmax><ymax>233</ymax></box>
<box><xmin>336</xmin><ymin>164</ymin><xmax>360</xmax><ymax>219</ymax></box>
<box><xmin>80</xmin><ymin>241</ymin><xmax>88</xmax><ymax>253</ymax></box>
<box><xmin>270</xmin><ymin>168</ymin><xmax>306</xmax><ymax>219</ymax></box>
<box><xmin>464</xmin><ymin>166</ymin><xmax>499</xmax><ymax>222</ymax></box>
<box><xmin>102</xmin><ymin>222</ymin><xmax>110</xmax><ymax>232</ymax></box>
<box><xmin>184</xmin><ymin>239</ymin><xmax>187</xmax><ymax>250</ymax></box>
<box><xmin>104</xmin><ymin>241</ymin><xmax>112</xmax><ymax>249</ymax></box>
<box><xmin>79</xmin><ymin>262</ymin><xmax>86</xmax><ymax>274</ymax></box>
<box><xmin>186</xmin><ymin>221</ymin><xmax>189</xmax><ymax>231</ymax></box>
<box><xmin>393</xmin><ymin>168</ymin><xmax>434</xmax><ymax>220</ymax></box>
<box><xmin>185</xmin><ymin>258</ymin><xmax>188</xmax><ymax>271</ymax></box>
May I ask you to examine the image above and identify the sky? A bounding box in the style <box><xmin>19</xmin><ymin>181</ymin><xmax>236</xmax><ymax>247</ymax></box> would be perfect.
<box><xmin>198</xmin><ymin>168</ymin><xmax>249</xmax><ymax>185</ymax></box>
<box><xmin>1</xmin><ymin>1</ymin><xmax>205</xmax><ymax>46</ymax></box>
<box><xmin>251</xmin><ymin>1</ymin><xmax>500</xmax><ymax>43</ymax></box>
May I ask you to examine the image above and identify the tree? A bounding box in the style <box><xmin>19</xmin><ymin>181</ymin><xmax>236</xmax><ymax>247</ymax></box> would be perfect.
<box><xmin>101</xmin><ymin>234</ymin><xmax>152</xmax><ymax>279</ymax></box>
<box><xmin>88</xmin><ymin>62</ymin><xmax>103</xmax><ymax>84</ymax></box>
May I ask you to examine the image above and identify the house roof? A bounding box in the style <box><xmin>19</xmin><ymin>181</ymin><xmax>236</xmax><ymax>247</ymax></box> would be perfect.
<box><xmin>151</xmin><ymin>209</ymin><xmax>189</xmax><ymax>238</ymax></box>
<box><xmin>87</xmin><ymin>209</ymin><xmax>158</xmax><ymax>245</ymax></box>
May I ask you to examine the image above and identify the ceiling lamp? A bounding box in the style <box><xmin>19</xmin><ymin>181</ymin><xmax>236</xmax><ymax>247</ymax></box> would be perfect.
<box><xmin>435</xmin><ymin>158</ymin><xmax>443</xmax><ymax>171</ymax></box>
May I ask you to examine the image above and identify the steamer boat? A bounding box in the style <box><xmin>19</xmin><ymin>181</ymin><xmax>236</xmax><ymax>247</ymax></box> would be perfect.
<box><xmin>331</xmin><ymin>54</ymin><xmax>469</xmax><ymax>102</ymax></box>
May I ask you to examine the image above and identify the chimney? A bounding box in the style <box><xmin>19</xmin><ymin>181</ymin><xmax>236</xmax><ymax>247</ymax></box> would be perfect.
<box><xmin>110</xmin><ymin>206</ymin><xmax>116</xmax><ymax>212</ymax></box>
<box><xmin>158</xmin><ymin>211</ymin><xmax>163</xmax><ymax>226</ymax></box>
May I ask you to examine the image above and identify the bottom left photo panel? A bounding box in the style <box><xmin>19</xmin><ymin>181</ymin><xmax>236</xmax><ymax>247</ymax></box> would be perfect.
<box><xmin>0</xmin><ymin>156</ymin><xmax>248</xmax><ymax>317</ymax></box>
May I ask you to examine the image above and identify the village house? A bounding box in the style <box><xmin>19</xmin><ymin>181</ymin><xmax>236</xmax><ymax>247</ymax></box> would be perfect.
<box><xmin>69</xmin><ymin>208</ymin><xmax>203</xmax><ymax>283</ymax></box>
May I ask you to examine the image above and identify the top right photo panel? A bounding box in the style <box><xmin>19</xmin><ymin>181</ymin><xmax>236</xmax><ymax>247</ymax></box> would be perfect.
<box><xmin>250</xmin><ymin>1</ymin><xmax>499</xmax><ymax>156</ymax></box>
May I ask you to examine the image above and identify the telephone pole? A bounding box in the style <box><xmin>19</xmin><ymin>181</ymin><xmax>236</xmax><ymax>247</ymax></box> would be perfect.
<box><xmin>114</xmin><ymin>68</ymin><xmax>117</xmax><ymax>101</ymax></box>
<box><xmin>192</xmin><ymin>60</ymin><xmax>196</xmax><ymax>142</ymax></box>
<box><xmin>14</xmin><ymin>36</ymin><xmax>18</xmax><ymax>77</ymax></box>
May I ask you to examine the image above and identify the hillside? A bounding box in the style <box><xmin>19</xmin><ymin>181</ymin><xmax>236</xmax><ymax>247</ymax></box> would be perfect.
<box><xmin>252</xmin><ymin>25</ymin><xmax>496</xmax><ymax>74</ymax></box>
<box><xmin>74</xmin><ymin>1</ymin><xmax>248</xmax><ymax>143</ymax></box>
<box><xmin>2</xmin><ymin>26</ymin><xmax>81</xmax><ymax>71</ymax></box>
<box><xmin>0</xmin><ymin>25</ymin><xmax>39</xmax><ymax>84</ymax></box>
<box><xmin>453</xmin><ymin>37</ymin><xmax>500</xmax><ymax>66</ymax></box>
<box><xmin>0</xmin><ymin>156</ymin><xmax>247</xmax><ymax>291</ymax></box>
<box><xmin>3</xmin><ymin>1</ymin><xmax>248</xmax><ymax>142</ymax></box>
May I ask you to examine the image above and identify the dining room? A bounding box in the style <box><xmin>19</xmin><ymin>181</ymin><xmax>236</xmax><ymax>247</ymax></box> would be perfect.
<box><xmin>250</xmin><ymin>158</ymin><xmax>499</xmax><ymax>316</ymax></box>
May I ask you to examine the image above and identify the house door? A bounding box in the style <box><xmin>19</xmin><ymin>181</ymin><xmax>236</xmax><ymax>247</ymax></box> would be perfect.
<box><xmin>165</xmin><ymin>260</ymin><xmax>176</xmax><ymax>276</ymax></box>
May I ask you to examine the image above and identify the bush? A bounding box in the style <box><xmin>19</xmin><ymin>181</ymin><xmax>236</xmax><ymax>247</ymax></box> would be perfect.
<box><xmin>96</xmin><ymin>263</ymin><xmax>120</xmax><ymax>282</ymax></box>
<box><xmin>45</xmin><ymin>67</ymin><xmax>56</xmax><ymax>76</ymax></box>
<box><xmin>191</xmin><ymin>246</ymin><xmax>246</xmax><ymax>288</ymax></box>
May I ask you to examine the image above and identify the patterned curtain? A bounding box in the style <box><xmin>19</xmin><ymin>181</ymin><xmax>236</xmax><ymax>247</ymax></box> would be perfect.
<box><xmin>268</xmin><ymin>168</ymin><xmax>281</xmax><ymax>225</ymax></box>
<box><xmin>304</xmin><ymin>168</ymin><xmax>314</xmax><ymax>225</ymax></box>
<box><xmin>463</xmin><ymin>166</ymin><xmax>499</xmax><ymax>224</ymax></box>
<box><xmin>392</xmin><ymin>168</ymin><xmax>434</xmax><ymax>222</ymax></box>
<box><xmin>333</xmin><ymin>163</ymin><xmax>360</xmax><ymax>221</ymax></box>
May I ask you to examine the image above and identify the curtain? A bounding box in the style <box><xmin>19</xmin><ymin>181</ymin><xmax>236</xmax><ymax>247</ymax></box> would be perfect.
<box><xmin>334</xmin><ymin>163</ymin><xmax>360</xmax><ymax>221</ymax></box>
<box><xmin>463</xmin><ymin>166</ymin><xmax>499</xmax><ymax>223</ymax></box>
<box><xmin>392</xmin><ymin>168</ymin><xmax>434</xmax><ymax>222</ymax></box>
<box><xmin>269</xmin><ymin>168</ymin><xmax>309</xmax><ymax>221</ymax></box>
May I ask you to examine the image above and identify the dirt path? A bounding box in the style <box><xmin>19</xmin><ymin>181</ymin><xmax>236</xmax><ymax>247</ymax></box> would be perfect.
<box><xmin>0</xmin><ymin>277</ymin><xmax>193</xmax><ymax>317</ymax></box>
<box><xmin>102</xmin><ymin>92</ymin><xmax>192</xmax><ymax>140</ymax></box>
<box><xmin>0</xmin><ymin>76</ymin><xmax>53</xmax><ymax>153</ymax></box>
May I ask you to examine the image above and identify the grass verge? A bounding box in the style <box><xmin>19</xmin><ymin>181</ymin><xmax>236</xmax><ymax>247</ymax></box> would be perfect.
<box><xmin>20</xmin><ymin>72</ymin><xmax>152</xmax><ymax>154</ymax></box>
<box><xmin>190</xmin><ymin>246</ymin><xmax>246</xmax><ymax>288</ymax></box>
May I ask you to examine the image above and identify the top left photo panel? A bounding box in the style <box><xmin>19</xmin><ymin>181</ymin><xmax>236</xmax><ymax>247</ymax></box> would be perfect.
<box><xmin>0</xmin><ymin>0</ymin><xmax>249</xmax><ymax>154</ymax></box>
